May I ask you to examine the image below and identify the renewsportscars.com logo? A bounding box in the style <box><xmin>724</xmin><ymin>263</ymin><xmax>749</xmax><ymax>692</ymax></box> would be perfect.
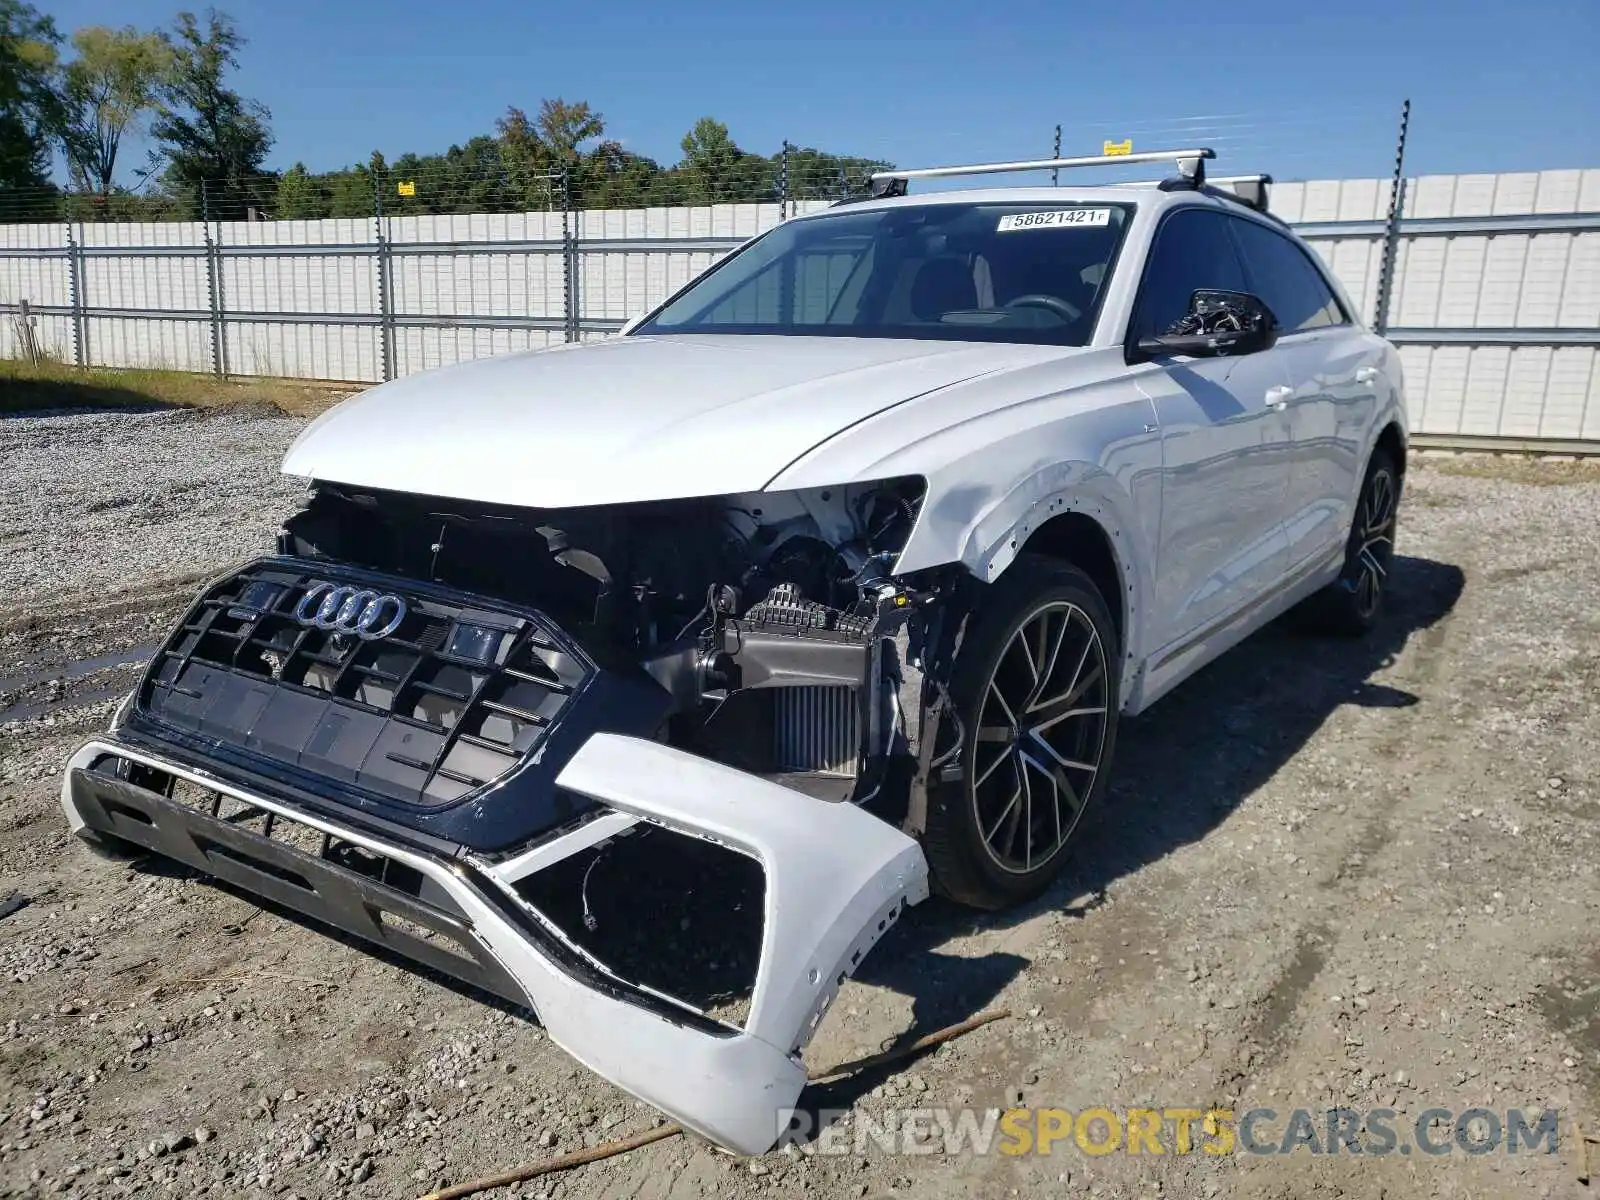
<box><xmin>776</xmin><ymin>1106</ymin><xmax>1565</xmax><ymax>1159</ymax></box>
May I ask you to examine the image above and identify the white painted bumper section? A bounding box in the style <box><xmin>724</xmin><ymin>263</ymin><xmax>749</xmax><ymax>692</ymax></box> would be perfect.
<box><xmin>61</xmin><ymin>734</ymin><xmax>929</xmax><ymax>1155</ymax></box>
<box><xmin>555</xmin><ymin>735</ymin><xmax>932</xmax><ymax>1053</ymax></box>
<box><xmin>549</xmin><ymin>734</ymin><xmax>931</xmax><ymax>1150</ymax></box>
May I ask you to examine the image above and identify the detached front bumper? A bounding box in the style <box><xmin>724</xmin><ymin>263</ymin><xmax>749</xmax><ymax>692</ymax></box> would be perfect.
<box><xmin>62</xmin><ymin>732</ymin><xmax>928</xmax><ymax>1155</ymax></box>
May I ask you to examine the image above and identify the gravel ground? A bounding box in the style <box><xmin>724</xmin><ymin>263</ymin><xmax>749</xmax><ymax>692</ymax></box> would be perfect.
<box><xmin>1</xmin><ymin>404</ymin><xmax>1597</xmax><ymax>1200</ymax></box>
<box><xmin>0</xmin><ymin>406</ymin><xmax>309</xmax><ymax>607</ymax></box>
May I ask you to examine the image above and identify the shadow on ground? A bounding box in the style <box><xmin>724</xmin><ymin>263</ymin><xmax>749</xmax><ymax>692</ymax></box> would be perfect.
<box><xmin>0</xmin><ymin>377</ymin><xmax>172</xmax><ymax>415</ymax></box>
<box><xmin>1050</xmin><ymin>554</ymin><xmax>1463</xmax><ymax>910</ymax></box>
<box><xmin>800</xmin><ymin>553</ymin><xmax>1465</xmax><ymax>1116</ymax></box>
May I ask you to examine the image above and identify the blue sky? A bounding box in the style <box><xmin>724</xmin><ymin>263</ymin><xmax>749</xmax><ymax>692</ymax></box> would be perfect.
<box><xmin>43</xmin><ymin>0</ymin><xmax>1600</xmax><ymax>185</ymax></box>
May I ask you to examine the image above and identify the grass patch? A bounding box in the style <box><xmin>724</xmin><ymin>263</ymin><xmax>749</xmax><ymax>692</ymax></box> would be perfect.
<box><xmin>1418</xmin><ymin>454</ymin><xmax>1600</xmax><ymax>487</ymax></box>
<box><xmin>0</xmin><ymin>359</ymin><xmax>355</xmax><ymax>417</ymax></box>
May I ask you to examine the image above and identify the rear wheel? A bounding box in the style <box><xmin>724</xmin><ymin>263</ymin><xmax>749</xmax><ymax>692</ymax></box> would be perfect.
<box><xmin>1305</xmin><ymin>449</ymin><xmax>1400</xmax><ymax>636</ymax></box>
<box><xmin>923</xmin><ymin>556</ymin><xmax>1120</xmax><ymax>909</ymax></box>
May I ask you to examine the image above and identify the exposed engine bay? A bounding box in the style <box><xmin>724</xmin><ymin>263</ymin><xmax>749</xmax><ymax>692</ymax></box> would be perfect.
<box><xmin>276</xmin><ymin>474</ymin><xmax>950</xmax><ymax>805</ymax></box>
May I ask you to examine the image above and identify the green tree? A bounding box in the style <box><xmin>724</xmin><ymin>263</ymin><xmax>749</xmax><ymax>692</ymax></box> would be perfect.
<box><xmin>367</xmin><ymin>146</ymin><xmax>388</xmax><ymax>199</ymax></box>
<box><xmin>325</xmin><ymin>164</ymin><xmax>373</xmax><ymax>218</ymax></box>
<box><xmin>678</xmin><ymin>117</ymin><xmax>771</xmax><ymax>203</ymax></box>
<box><xmin>574</xmin><ymin>140</ymin><xmax>660</xmax><ymax>209</ymax></box>
<box><xmin>215</xmin><ymin>96</ymin><xmax>894</xmax><ymax>222</ymax></box>
<box><xmin>150</xmin><ymin>10</ymin><xmax>273</xmax><ymax>218</ymax></box>
<box><xmin>535</xmin><ymin>97</ymin><xmax>602</xmax><ymax>164</ymax></box>
<box><xmin>61</xmin><ymin>186</ymin><xmax>182</xmax><ymax>222</ymax></box>
<box><xmin>0</xmin><ymin>0</ymin><xmax>64</xmax><ymax>194</ymax></box>
<box><xmin>61</xmin><ymin>25</ymin><xmax>172</xmax><ymax>196</ymax></box>
<box><xmin>439</xmin><ymin>135</ymin><xmax>512</xmax><ymax>212</ymax></box>
<box><xmin>499</xmin><ymin>99</ymin><xmax>631</xmax><ymax>209</ymax></box>
<box><xmin>679</xmin><ymin>117</ymin><xmax>738</xmax><ymax>202</ymax></box>
<box><xmin>496</xmin><ymin>105</ymin><xmax>551</xmax><ymax>209</ymax></box>
<box><xmin>779</xmin><ymin>145</ymin><xmax>893</xmax><ymax>201</ymax></box>
<box><xmin>274</xmin><ymin>161</ymin><xmax>324</xmax><ymax>218</ymax></box>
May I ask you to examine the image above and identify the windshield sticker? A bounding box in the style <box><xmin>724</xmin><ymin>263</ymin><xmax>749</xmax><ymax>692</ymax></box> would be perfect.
<box><xmin>996</xmin><ymin>208</ymin><xmax>1112</xmax><ymax>232</ymax></box>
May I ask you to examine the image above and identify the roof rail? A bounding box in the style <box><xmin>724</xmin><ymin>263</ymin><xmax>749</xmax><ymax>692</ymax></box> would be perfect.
<box><xmin>868</xmin><ymin>148</ymin><xmax>1216</xmax><ymax>197</ymax></box>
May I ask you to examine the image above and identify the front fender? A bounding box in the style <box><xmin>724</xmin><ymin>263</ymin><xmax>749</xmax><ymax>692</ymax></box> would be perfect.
<box><xmin>764</xmin><ymin>353</ymin><xmax>1164</xmax><ymax>678</ymax></box>
<box><xmin>910</xmin><ymin>461</ymin><xmax>1153</xmax><ymax>711</ymax></box>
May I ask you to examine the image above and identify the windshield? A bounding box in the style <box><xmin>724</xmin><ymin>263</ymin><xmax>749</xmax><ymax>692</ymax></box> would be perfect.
<box><xmin>633</xmin><ymin>201</ymin><xmax>1134</xmax><ymax>347</ymax></box>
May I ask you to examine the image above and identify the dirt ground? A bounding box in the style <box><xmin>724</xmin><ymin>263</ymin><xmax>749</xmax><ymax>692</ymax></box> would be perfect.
<box><xmin>1</xmin><ymin>411</ymin><xmax>1596</xmax><ymax>1200</ymax></box>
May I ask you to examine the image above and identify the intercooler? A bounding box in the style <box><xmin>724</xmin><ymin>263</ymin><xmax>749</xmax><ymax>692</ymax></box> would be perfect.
<box><xmin>772</xmin><ymin>685</ymin><xmax>861</xmax><ymax>777</ymax></box>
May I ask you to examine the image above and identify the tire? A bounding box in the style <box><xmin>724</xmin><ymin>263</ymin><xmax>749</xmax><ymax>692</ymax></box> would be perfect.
<box><xmin>922</xmin><ymin>555</ymin><xmax>1120</xmax><ymax>909</ymax></box>
<box><xmin>1303</xmin><ymin>449</ymin><xmax>1401</xmax><ymax>636</ymax></box>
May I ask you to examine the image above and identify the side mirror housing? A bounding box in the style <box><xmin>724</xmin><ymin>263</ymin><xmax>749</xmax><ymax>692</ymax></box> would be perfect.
<box><xmin>1134</xmin><ymin>289</ymin><xmax>1279</xmax><ymax>361</ymax></box>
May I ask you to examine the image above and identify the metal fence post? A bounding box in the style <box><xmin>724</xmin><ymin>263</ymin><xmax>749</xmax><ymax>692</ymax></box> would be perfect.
<box><xmin>64</xmin><ymin>220</ymin><xmax>85</xmax><ymax>366</ymax></box>
<box><xmin>200</xmin><ymin>181</ymin><xmax>226</xmax><ymax>377</ymax></box>
<box><xmin>560</xmin><ymin>168</ymin><xmax>578</xmax><ymax>343</ymax></box>
<box><xmin>1373</xmin><ymin>98</ymin><xmax>1411</xmax><ymax>336</ymax></box>
<box><xmin>213</xmin><ymin>204</ymin><xmax>231</xmax><ymax>378</ymax></box>
<box><xmin>780</xmin><ymin>140</ymin><xmax>791</xmax><ymax>217</ymax></box>
<box><xmin>374</xmin><ymin>174</ymin><xmax>395</xmax><ymax>380</ymax></box>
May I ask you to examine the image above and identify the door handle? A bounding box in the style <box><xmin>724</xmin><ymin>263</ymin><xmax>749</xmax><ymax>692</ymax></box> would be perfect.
<box><xmin>1355</xmin><ymin>367</ymin><xmax>1380</xmax><ymax>385</ymax></box>
<box><xmin>1264</xmin><ymin>385</ymin><xmax>1293</xmax><ymax>409</ymax></box>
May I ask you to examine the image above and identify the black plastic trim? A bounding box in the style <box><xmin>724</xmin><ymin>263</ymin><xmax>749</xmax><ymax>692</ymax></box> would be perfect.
<box><xmin>67</xmin><ymin>762</ymin><xmax>732</xmax><ymax>1037</ymax></box>
<box><xmin>100</xmin><ymin>728</ymin><xmax>470</xmax><ymax>858</ymax></box>
<box><xmin>69</xmin><ymin>766</ymin><xmax>527</xmax><ymax>1006</ymax></box>
<box><xmin>128</xmin><ymin>556</ymin><xmax>673</xmax><ymax>853</ymax></box>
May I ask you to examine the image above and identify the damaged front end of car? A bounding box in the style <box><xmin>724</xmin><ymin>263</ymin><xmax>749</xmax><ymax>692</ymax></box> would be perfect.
<box><xmin>61</xmin><ymin>475</ymin><xmax>974</xmax><ymax>1153</ymax></box>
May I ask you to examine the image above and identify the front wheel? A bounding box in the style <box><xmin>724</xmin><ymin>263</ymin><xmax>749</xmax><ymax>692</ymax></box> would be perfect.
<box><xmin>922</xmin><ymin>557</ymin><xmax>1120</xmax><ymax>910</ymax></box>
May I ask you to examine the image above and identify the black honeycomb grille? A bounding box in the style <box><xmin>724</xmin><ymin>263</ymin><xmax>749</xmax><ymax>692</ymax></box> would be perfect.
<box><xmin>137</xmin><ymin>559</ymin><xmax>592</xmax><ymax>809</ymax></box>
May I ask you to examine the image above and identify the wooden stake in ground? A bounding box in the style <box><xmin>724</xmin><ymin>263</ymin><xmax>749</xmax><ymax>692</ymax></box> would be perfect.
<box><xmin>1577</xmin><ymin>1114</ymin><xmax>1592</xmax><ymax>1187</ymax></box>
<box><xmin>12</xmin><ymin>300</ymin><xmax>41</xmax><ymax>365</ymax></box>
<box><xmin>420</xmin><ymin>1124</ymin><xmax>684</xmax><ymax>1200</ymax></box>
<box><xmin>805</xmin><ymin>1008</ymin><xmax>1011</xmax><ymax>1081</ymax></box>
<box><xmin>417</xmin><ymin>1008</ymin><xmax>1010</xmax><ymax>1200</ymax></box>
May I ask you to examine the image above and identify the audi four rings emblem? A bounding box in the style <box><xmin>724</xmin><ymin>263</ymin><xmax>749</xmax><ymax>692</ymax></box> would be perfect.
<box><xmin>293</xmin><ymin>581</ymin><xmax>407</xmax><ymax>640</ymax></box>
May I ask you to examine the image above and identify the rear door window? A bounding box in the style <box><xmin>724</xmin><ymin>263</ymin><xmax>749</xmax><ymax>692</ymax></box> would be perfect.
<box><xmin>1228</xmin><ymin>217</ymin><xmax>1347</xmax><ymax>332</ymax></box>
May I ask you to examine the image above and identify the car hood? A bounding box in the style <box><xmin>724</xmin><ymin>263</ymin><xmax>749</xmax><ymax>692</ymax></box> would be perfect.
<box><xmin>282</xmin><ymin>334</ymin><xmax>1072</xmax><ymax>507</ymax></box>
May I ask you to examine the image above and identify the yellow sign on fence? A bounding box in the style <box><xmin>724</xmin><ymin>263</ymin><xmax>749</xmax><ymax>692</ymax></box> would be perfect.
<box><xmin>396</xmin><ymin>180</ymin><xmax>416</xmax><ymax>197</ymax></box>
<box><xmin>1103</xmin><ymin>140</ymin><xmax>1133</xmax><ymax>157</ymax></box>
